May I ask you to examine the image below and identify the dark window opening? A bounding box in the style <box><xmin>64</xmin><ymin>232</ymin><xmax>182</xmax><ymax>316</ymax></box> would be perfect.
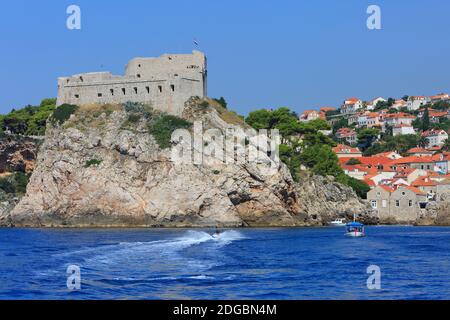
<box><xmin>146</xmin><ymin>86</ymin><xmax>150</xmax><ymax>94</ymax></box>
<box><xmin>137</xmin><ymin>74</ymin><xmax>141</xmax><ymax>78</ymax></box>
<box><xmin>158</xmin><ymin>86</ymin><xmax>162</xmax><ymax>93</ymax></box>
<box><xmin>134</xmin><ymin>87</ymin><xmax>138</xmax><ymax>94</ymax></box>
<box><xmin>79</xmin><ymin>76</ymin><xmax>84</xmax><ymax>82</ymax></box>
<box><xmin>98</xmin><ymin>93</ymin><xmax>102</xmax><ymax>97</ymax></box>
<box><xmin>74</xmin><ymin>94</ymin><xmax>80</xmax><ymax>99</ymax></box>
<box><xmin>110</xmin><ymin>89</ymin><xmax>114</xmax><ymax>96</ymax></box>
<box><xmin>122</xmin><ymin>88</ymin><xmax>126</xmax><ymax>95</ymax></box>
<box><xmin>170</xmin><ymin>85</ymin><xmax>175</xmax><ymax>92</ymax></box>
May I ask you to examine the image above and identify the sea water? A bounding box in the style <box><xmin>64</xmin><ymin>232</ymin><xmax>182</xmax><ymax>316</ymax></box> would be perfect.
<box><xmin>1</xmin><ymin>226</ymin><xmax>450</xmax><ymax>300</ymax></box>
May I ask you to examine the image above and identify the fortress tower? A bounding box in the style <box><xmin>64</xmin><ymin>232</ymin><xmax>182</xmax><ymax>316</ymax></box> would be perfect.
<box><xmin>56</xmin><ymin>50</ymin><xmax>207</xmax><ymax>116</ymax></box>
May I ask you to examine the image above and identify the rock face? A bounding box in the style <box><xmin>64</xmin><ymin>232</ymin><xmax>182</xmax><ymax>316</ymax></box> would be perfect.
<box><xmin>0</xmin><ymin>136</ymin><xmax>38</xmax><ymax>174</ymax></box>
<box><xmin>4</xmin><ymin>100</ymin><xmax>372</xmax><ymax>227</ymax></box>
<box><xmin>295</xmin><ymin>173</ymin><xmax>376</xmax><ymax>225</ymax></box>
<box><xmin>416</xmin><ymin>193</ymin><xmax>450</xmax><ymax>226</ymax></box>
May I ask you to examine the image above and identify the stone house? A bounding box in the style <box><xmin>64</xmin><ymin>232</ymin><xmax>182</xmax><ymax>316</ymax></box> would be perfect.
<box><xmin>368</xmin><ymin>185</ymin><xmax>427</xmax><ymax>223</ymax></box>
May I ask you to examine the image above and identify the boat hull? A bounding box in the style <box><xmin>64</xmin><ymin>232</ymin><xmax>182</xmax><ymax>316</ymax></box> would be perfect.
<box><xmin>330</xmin><ymin>223</ymin><xmax>346</xmax><ymax>227</ymax></box>
<box><xmin>345</xmin><ymin>231</ymin><xmax>365</xmax><ymax>237</ymax></box>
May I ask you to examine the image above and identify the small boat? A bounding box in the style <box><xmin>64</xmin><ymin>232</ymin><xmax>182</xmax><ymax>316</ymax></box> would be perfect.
<box><xmin>345</xmin><ymin>222</ymin><xmax>366</xmax><ymax>237</ymax></box>
<box><xmin>212</xmin><ymin>227</ymin><xmax>222</xmax><ymax>239</ymax></box>
<box><xmin>329</xmin><ymin>218</ymin><xmax>346</xmax><ymax>227</ymax></box>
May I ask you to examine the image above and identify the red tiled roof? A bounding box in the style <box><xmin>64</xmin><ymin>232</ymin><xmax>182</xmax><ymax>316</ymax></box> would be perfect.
<box><xmin>407</xmin><ymin>147</ymin><xmax>432</xmax><ymax>154</ymax></box>
<box><xmin>421</xmin><ymin>129</ymin><xmax>448</xmax><ymax>137</ymax></box>
<box><xmin>384</xmin><ymin>112</ymin><xmax>416</xmax><ymax>119</ymax></box>
<box><xmin>390</xmin><ymin>156</ymin><xmax>435</xmax><ymax>164</ymax></box>
<box><xmin>332</xmin><ymin>144</ymin><xmax>361</xmax><ymax>154</ymax></box>
<box><xmin>320</xmin><ymin>107</ymin><xmax>337</xmax><ymax>112</ymax></box>
<box><xmin>379</xmin><ymin>185</ymin><xmax>394</xmax><ymax>192</ymax></box>
<box><xmin>412</xmin><ymin>176</ymin><xmax>437</xmax><ymax>187</ymax></box>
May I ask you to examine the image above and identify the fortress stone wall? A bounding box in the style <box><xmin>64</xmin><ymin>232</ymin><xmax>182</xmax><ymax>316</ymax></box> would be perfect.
<box><xmin>57</xmin><ymin>51</ymin><xmax>207</xmax><ymax>116</ymax></box>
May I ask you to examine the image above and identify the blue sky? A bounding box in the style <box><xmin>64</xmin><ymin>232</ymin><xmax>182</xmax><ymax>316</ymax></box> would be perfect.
<box><xmin>0</xmin><ymin>0</ymin><xmax>449</xmax><ymax>115</ymax></box>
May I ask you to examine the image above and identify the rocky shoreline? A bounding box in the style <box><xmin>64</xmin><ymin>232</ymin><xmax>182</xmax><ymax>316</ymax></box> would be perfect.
<box><xmin>3</xmin><ymin>99</ymin><xmax>450</xmax><ymax>228</ymax></box>
<box><xmin>0</xmin><ymin>100</ymin><xmax>376</xmax><ymax>228</ymax></box>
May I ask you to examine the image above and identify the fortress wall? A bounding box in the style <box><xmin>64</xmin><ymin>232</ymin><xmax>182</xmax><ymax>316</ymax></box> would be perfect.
<box><xmin>56</xmin><ymin>51</ymin><xmax>207</xmax><ymax>116</ymax></box>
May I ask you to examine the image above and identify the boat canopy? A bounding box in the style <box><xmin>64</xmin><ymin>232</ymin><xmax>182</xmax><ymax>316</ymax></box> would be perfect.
<box><xmin>347</xmin><ymin>222</ymin><xmax>364</xmax><ymax>227</ymax></box>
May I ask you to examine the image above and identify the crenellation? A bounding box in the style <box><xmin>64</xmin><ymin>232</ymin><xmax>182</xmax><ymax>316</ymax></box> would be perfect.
<box><xmin>57</xmin><ymin>50</ymin><xmax>207</xmax><ymax>116</ymax></box>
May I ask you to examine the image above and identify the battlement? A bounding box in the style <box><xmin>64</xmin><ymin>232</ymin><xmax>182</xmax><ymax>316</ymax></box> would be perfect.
<box><xmin>57</xmin><ymin>50</ymin><xmax>207</xmax><ymax>116</ymax></box>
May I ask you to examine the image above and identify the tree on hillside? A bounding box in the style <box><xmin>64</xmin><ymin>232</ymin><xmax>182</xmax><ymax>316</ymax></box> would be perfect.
<box><xmin>213</xmin><ymin>97</ymin><xmax>228</xmax><ymax>109</ymax></box>
<box><xmin>422</xmin><ymin>107</ymin><xmax>430</xmax><ymax>131</ymax></box>
<box><xmin>357</xmin><ymin>128</ymin><xmax>380</xmax><ymax>151</ymax></box>
<box><xmin>346</xmin><ymin>158</ymin><xmax>362</xmax><ymax>165</ymax></box>
<box><xmin>364</xmin><ymin>134</ymin><xmax>419</xmax><ymax>156</ymax></box>
<box><xmin>442</xmin><ymin>139</ymin><xmax>450</xmax><ymax>152</ymax></box>
<box><xmin>417</xmin><ymin>135</ymin><xmax>428</xmax><ymax>149</ymax></box>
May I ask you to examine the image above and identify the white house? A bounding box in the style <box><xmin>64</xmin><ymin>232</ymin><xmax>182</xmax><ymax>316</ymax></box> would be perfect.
<box><xmin>341</xmin><ymin>97</ymin><xmax>363</xmax><ymax>114</ymax></box>
<box><xmin>421</xmin><ymin>129</ymin><xmax>449</xmax><ymax>148</ymax></box>
<box><xmin>407</xmin><ymin>96</ymin><xmax>431</xmax><ymax>111</ymax></box>
<box><xmin>392</xmin><ymin>124</ymin><xmax>415</xmax><ymax>136</ymax></box>
<box><xmin>366</xmin><ymin>97</ymin><xmax>386</xmax><ymax>110</ymax></box>
<box><xmin>391</xmin><ymin>99</ymin><xmax>407</xmax><ymax>110</ymax></box>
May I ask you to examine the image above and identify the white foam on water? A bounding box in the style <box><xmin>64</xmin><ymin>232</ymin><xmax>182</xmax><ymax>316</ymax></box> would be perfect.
<box><xmin>54</xmin><ymin>230</ymin><xmax>246</xmax><ymax>272</ymax></box>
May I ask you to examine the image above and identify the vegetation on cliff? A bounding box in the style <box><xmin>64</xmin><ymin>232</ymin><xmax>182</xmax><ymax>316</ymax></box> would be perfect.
<box><xmin>0</xmin><ymin>98</ymin><xmax>56</xmax><ymax>136</ymax></box>
<box><xmin>0</xmin><ymin>172</ymin><xmax>30</xmax><ymax>195</ymax></box>
<box><xmin>245</xmin><ymin>107</ymin><xmax>369</xmax><ymax>198</ymax></box>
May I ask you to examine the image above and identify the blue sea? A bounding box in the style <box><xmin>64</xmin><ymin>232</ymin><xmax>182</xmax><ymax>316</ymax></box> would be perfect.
<box><xmin>1</xmin><ymin>226</ymin><xmax>450</xmax><ymax>300</ymax></box>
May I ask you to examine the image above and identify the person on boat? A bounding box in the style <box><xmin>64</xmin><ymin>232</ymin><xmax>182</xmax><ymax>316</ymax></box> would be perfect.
<box><xmin>213</xmin><ymin>226</ymin><xmax>221</xmax><ymax>238</ymax></box>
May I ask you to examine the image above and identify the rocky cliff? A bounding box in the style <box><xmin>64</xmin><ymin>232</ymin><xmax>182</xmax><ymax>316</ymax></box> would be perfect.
<box><xmin>2</xmin><ymin>100</ymin><xmax>373</xmax><ymax>227</ymax></box>
<box><xmin>0</xmin><ymin>136</ymin><xmax>38</xmax><ymax>174</ymax></box>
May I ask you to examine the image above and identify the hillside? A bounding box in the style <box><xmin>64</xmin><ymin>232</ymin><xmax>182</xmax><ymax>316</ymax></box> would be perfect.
<box><xmin>1</xmin><ymin>98</ymin><xmax>373</xmax><ymax>227</ymax></box>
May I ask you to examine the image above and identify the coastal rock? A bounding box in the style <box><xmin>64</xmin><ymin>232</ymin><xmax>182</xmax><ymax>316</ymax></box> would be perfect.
<box><xmin>294</xmin><ymin>173</ymin><xmax>375</xmax><ymax>225</ymax></box>
<box><xmin>4</xmin><ymin>100</ymin><xmax>373</xmax><ymax>227</ymax></box>
<box><xmin>0</xmin><ymin>136</ymin><xmax>39</xmax><ymax>174</ymax></box>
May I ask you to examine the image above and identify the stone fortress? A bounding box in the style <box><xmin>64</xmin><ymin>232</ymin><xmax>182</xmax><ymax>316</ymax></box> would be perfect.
<box><xmin>57</xmin><ymin>50</ymin><xmax>207</xmax><ymax>116</ymax></box>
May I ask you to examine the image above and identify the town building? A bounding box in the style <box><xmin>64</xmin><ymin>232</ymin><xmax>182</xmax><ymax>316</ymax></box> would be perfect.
<box><xmin>392</xmin><ymin>124</ymin><xmax>415</xmax><ymax>136</ymax></box>
<box><xmin>421</xmin><ymin>129</ymin><xmax>449</xmax><ymax>148</ymax></box>
<box><xmin>299</xmin><ymin>110</ymin><xmax>325</xmax><ymax>122</ymax></box>
<box><xmin>366</xmin><ymin>97</ymin><xmax>386</xmax><ymax>110</ymax></box>
<box><xmin>332</xmin><ymin>144</ymin><xmax>363</xmax><ymax>158</ymax></box>
<box><xmin>336</xmin><ymin>128</ymin><xmax>358</xmax><ymax>145</ymax></box>
<box><xmin>368</xmin><ymin>185</ymin><xmax>427</xmax><ymax>223</ymax></box>
<box><xmin>407</xmin><ymin>96</ymin><xmax>431</xmax><ymax>111</ymax></box>
<box><xmin>340</xmin><ymin>98</ymin><xmax>363</xmax><ymax>114</ymax></box>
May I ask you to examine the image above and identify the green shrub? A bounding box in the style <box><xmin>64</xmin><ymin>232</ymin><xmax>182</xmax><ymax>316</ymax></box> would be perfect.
<box><xmin>0</xmin><ymin>99</ymin><xmax>56</xmax><ymax>136</ymax></box>
<box><xmin>337</xmin><ymin>174</ymin><xmax>370</xmax><ymax>199</ymax></box>
<box><xmin>213</xmin><ymin>97</ymin><xmax>228</xmax><ymax>109</ymax></box>
<box><xmin>127</xmin><ymin>113</ymin><xmax>141</xmax><ymax>123</ymax></box>
<box><xmin>198</xmin><ymin>101</ymin><xmax>210</xmax><ymax>109</ymax></box>
<box><xmin>123</xmin><ymin>102</ymin><xmax>152</xmax><ymax>118</ymax></box>
<box><xmin>148</xmin><ymin>114</ymin><xmax>192</xmax><ymax>149</ymax></box>
<box><xmin>50</xmin><ymin>104</ymin><xmax>79</xmax><ymax>125</ymax></box>
<box><xmin>84</xmin><ymin>158</ymin><xmax>102</xmax><ymax>168</ymax></box>
<box><xmin>346</xmin><ymin>158</ymin><xmax>362</xmax><ymax>165</ymax></box>
<box><xmin>0</xmin><ymin>172</ymin><xmax>30</xmax><ymax>194</ymax></box>
<box><xmin>0</xmin><ymin>178</ymin><xmax>15</xmax><ymax>194</ymax></box>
